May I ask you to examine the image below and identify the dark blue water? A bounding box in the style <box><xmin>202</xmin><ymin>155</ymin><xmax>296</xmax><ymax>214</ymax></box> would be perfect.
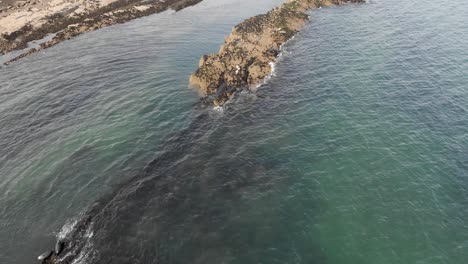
<box><xmin>0</xmin><ymin>0</ymin><xmax>467</xmax><ymax>263</ymax></box>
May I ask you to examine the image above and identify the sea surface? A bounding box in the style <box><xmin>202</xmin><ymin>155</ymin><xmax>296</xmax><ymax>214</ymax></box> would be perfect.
<box><xmin>0</xmin><ymin>0</ymin><xmax>467</xmax><ymax>263</ymax></box>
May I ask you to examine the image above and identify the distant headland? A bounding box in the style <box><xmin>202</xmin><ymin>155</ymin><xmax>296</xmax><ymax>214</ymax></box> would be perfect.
<box><xmin>0</xmin><ymin>0</ymin><xmax>203</xmax><ymax>65</ymax></box>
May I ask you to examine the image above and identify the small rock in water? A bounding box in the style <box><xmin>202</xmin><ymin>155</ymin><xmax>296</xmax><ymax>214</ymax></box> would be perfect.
<box><xmin>37</xmin><ymin>251</ymin><xmax>53</xmax><ymax>260</ymax></box>
<box><xmin>213</xmin><ymin>98</ymin><xmax>225</xmax><ymax>107</ymax></box>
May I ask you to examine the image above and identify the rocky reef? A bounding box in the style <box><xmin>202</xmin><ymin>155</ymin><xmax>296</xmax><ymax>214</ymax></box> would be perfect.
<box><xmin>189</xmin><ymin>0</ymin><xmax>364</xmax><ymax>106</ymax></box>
<box><xmin>0</xmin><ymin>0</ymin><xmax>203</xmax><ymax>64</ymax></box>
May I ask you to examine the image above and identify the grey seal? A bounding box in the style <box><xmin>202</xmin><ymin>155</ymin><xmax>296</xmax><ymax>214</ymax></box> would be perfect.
<box><xmin>37</xmin><ymin>251</ymin><xmax>53</xmax><ymax>260</ymax></box>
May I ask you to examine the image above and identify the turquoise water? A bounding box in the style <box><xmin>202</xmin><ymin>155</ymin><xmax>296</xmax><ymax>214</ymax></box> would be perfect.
<box><xmin>0</xmin><ymin>0</ymin><xmax>467</xmax><ymax>263</ymax></box>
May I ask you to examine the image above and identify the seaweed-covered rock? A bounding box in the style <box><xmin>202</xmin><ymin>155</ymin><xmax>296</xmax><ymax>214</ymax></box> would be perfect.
<box><xmin>189</xmin><ymin>0</ymin><xmax>365</xmax><ymax>105</ymax></box>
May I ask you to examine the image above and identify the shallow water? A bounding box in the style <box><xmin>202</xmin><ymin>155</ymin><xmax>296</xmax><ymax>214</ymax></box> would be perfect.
<box><xmin>0</xmin><ymin>0</ymin><xmax>467</xmax><ymax>263</ymax></box>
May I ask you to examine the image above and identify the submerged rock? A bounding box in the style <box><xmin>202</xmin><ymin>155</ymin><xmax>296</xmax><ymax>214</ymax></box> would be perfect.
<box><xmin>189</xmin><ymin>0</ymin><xmax>365</xmax><ymax>106</ymax></box>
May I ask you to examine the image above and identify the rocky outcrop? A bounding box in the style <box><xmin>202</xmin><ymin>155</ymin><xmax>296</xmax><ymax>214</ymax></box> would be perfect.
<box><xmin>1</xmin><ymin>0</ymin><xmax>204</xmax><ymax>64</ymax></box>
<box><xmin>189</xmin><ymin>0</ymin><xmax>364</xmax><ymax>106</ymax></box>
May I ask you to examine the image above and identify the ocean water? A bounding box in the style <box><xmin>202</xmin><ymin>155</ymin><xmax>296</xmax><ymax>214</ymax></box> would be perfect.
<box><xmin>0</xmin><ymin>0</ymin><xmax>467</xmax><ymax>263</ymax></box>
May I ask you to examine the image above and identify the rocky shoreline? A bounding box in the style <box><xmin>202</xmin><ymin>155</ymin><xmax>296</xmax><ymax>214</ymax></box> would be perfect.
<box><xmin>189</xmin><ymin>0</ymin><xmax>364</xmax><ymax>106</ymax></box>
<box><xmin>0</xmin><ymin>0</ymin><xmax>203</xmax><ymax>65</ymax></box>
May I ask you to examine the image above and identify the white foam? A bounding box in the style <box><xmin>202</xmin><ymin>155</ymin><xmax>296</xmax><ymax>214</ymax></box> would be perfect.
<box><xmin>254</xmin><ymin>35</ymin><xmax>295</xmax><ymax>90</ymax></box>
<box><xmin>85</xmin><ymin>228</ymin><xmax>94</xmax><ymax>239</ymax></box>
<box><xmin>69</xmin><ymin>222</ymin><xmax>96</xmax><ymax>264</ymax></box>
<box><xmin>55</xmin><ymin>217</ymin><xmax>98</xmax><ymax>264</ymax></box>
<box><xmin>57</xmin><ymin>219</ymin><xmax>78</xmax><ymax>240</ymax></box>
<box><xmin>70</xmin><ymin>248</ymin><xmax>92</xmax><ymax>264</ymax></box>
<box><xmin>213</xmin><ymin>106</ymin><xmax>224</xmax><ymax>112</ymax></box>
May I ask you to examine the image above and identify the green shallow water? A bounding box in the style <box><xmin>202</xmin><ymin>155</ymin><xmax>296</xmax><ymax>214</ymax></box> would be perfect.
<box><xmin>0</xmin><ymin>0</ymin><xmax>467</xmax><ymax>263</ymax></box>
